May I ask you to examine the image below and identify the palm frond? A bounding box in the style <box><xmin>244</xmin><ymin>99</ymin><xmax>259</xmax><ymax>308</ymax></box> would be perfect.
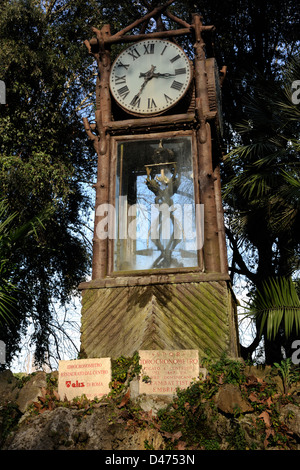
<box><xmin>250</xmin><ymin>277</ymin><xmax>300</xmax><ymax>340</ymax></box>
<box><xmin>0</xmin><ymin>260</ymin><xmax>17</xmax><ymax>325</ymax></box>
<box><xmin>0</xmin><ymin>290</ymin><xmax>16</xmax><ymax>324</ymax></box>
<box><xmin>0</xmin><ymin>197</ymin><xmax>48</xmax><ymax>325</ymax></box>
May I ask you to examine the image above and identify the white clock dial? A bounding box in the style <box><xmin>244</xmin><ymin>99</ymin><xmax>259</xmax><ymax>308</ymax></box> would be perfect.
<box><xmin>109</xmin><ymin>39</ymin><xmax>192</xmax><ymax>115</ymax></box>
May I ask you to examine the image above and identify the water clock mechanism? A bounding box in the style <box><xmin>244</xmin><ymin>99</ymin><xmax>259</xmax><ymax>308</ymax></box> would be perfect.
<box><xmin>79</xmin><ymin>3</ymin><xmax>240</xmax><ymax>360</ymax></box>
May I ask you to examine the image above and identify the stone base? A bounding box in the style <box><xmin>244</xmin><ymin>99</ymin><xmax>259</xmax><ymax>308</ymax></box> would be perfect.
<box><xmin>79</xmin><ymin>273</ymin><xmax>240</xmax><ymax>360</ymax></box>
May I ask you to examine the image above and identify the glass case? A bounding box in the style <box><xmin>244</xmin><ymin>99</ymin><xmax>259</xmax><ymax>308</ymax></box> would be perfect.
<box><xmin>114</xmin><ymin>134</ymin><xmax>201</xmax><ymax>271</ymax></box>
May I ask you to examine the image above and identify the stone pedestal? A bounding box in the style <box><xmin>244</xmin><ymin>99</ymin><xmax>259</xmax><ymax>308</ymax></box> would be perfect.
<box><xmin>79</xmin><ymin>272</ymin><xmax>239</xmax><ymax>360</ymax></box>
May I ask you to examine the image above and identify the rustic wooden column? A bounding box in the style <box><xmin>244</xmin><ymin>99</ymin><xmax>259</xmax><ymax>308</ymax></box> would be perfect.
<box><xmin>214</xmin><ymin>164</ymin><xmax>229</xmax><ymax>274</ymax></box>
<box><xmin>91</xmin><ymin>25</ymin><xmax>112</xmax><ymax>279</ymax></box>
<box><xmin>193</xmin><ymin>14</ymin><xmax>221</xmax><ymax>273</ymax></box>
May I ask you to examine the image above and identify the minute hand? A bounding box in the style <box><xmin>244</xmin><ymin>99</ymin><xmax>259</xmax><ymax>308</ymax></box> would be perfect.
<box><xmin>153</xmin><ymin>72</ymin><xmax>176</xmax><ymax>78</ymax></box>
<box><xmin>139</xmin><ymin>72</ymin><xmax>175</xmax><ymax>78</ymax></box>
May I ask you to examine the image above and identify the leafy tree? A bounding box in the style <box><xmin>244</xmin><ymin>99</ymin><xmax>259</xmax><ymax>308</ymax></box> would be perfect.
<box><xmin>0</xmin><ymin>0</ymin><xmax>102</xmax><ymax>367</ymax></box>
<box><xmin>173</xmin><ymin>0</ymin><xmax>299</xmax><ymax>142</ymax></box>
<box><xmin>0</xmin><ymin>199</ymin><xmax>18</xmax><ymax>326</ymax></box>
<box><xmin>223</xmin><ymin>55</ymin><xmax>300</xmax><ymax>363</ymax></box>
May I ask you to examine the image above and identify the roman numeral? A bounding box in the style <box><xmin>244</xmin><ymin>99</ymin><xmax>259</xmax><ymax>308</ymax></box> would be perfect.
<box><xmin>164</xmin><ymin>94</ymin><xmax>173</xmax><ymax>103</ymax></box>
<box><xmin>148</xmin><ymin>98</ymin><xmax>157</xmax><ymax>108</ymax></box>
<box><xmin>130</xmin><ymin>95</ymin><xmax>141</xmax><ymax>107</ymax></box>
<box><xmin>128</xmin><ymin>48</ymin><xmax>141</xmax><ymax>60</ymax></box>
<box><xmin>114</xmin><ymin>75</ymin><xmax>126</xmax><ymax>84</ymax></box>
<box><xmin>161</xmin><ymin>44</ymin><xmax>168</xmax><ymax>55</ymax></box>
<box><xmin>175</xmin><ymin>67</ymin><xmax>186</xmax><ymax>75</ymax></box>
<box><xmin>171</xmin><ymin>80</ymin><xmax>184</xmax><ymax>91</ymax></box>
<box><xmin>117</xmin><ymin>61</ymin><xmax>130</xmax><ymax>70</ymax></box>
<box><xmin>144</xmin><ymin>43</ymin><xmax>155</xmax><ymax>54</ymax></box>
<box><xmin>170</xmin><ymin>54</ymin><xmax>180</xmax><ymax>63</ymax></box>
<box><xmin>117</xmin><ymin>85</ymin><xmax>130</xmax><ymax>98</ymax></box>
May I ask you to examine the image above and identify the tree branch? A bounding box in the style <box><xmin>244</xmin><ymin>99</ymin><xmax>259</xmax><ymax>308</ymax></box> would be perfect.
<box><xmin>226</xmin><ymin>227</ymin><xmax>257</xmax><ymax>284</ymax></box>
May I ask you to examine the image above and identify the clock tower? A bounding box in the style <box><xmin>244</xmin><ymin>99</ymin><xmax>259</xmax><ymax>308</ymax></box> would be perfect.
<box><xmin>80</xmin><ymin>3</ymin><xmax>240</xmax><ymax>360</ymax></box>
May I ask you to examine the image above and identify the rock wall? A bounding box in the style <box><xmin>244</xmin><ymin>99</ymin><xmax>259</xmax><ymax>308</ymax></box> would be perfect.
<box><xmin>1</xmin><ymin>362</ymin><xmax>300</xmax><ymax>451</ymax></box>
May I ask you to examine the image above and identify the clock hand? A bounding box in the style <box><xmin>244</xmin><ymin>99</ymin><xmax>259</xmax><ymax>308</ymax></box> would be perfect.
<box><xmin>139</xmin><ymin>65</ymin><xmax>157</xmax><ymax>79</ymax></box>
<box><xmin>153</xmin><ymin>72</ymin><xmax>176</xmax><ymax>78</ymax></box>
<box><xmin>132</xmin><ymin>66</ymin><xmax>156</xmax><ymax>103</ymax></box>
<box><xmin>139</xmin><ymin>71</ymin><xmax>175</xmax><ymax>79</ymax></box>
<box><xmin>135</xmin><ymin>75</ymin><xmax>150</xmax><ymax>97</ymax></box>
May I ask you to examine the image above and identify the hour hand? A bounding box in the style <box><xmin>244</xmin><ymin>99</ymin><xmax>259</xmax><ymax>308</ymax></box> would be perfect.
<box><xmin>139</xmin><ymin>65</ymin><xmax>156</xmax><ymax>79</ymax></box>
<box><xmin>153</xmin><ymin>72</ymin><xmax>175</xmax><ymax>78</ymax></box>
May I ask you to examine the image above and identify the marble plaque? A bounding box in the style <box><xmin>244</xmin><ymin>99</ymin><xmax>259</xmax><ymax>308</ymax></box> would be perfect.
<box><xmin>58</xmin><ymin>358</ymin><xmax>111</xmax><ymax>401</ymax></box>
<box><xmin>139</xmin><ymin>350</ymin><xmax>200</xmax><ymax>395</ymax></box>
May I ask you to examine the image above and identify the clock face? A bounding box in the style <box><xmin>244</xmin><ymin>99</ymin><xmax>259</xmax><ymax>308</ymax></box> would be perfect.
<box><xmin>109</xmin><ymin>39</ymin><xmax>192</xmax><ymax>116</ymax></box>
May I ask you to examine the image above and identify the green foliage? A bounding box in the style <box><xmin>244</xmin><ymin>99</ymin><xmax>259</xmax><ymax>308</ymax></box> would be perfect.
<box><xmin>156</xmin><ymin>353</ymin><xmax>247</xmax><ymax>449</ymax></box>
<box><xmin>46</xmin><ymin>372</ymin><xmax>58</xmax><ymax>391</ymax></box>
<box><xmin>224</xmin><ymin>55</ymin><xmax>300</xmax><ymax>363</ymax></box>
<box><xmin>110</xmin><ymin>352</ymin><xmax>142</xmax><ymax>398</ymax></box>
<box><xmin>157</xmin><ymin>381</ymin><xmax>218</xmax><ymax>449</ymax></box>
<box><xmin>0</xmin><ymin>260</ymin><xmax>16</xmax><ymax>325</ymax></box>
<box><xmin>227</xmin><ymin>424</ymin><xmax>247</xmax><ymax>450</ymax></box>
<box><xmin>0</xmin><ymin>199</ymin><xmax>18</xmax><ymax>325</ymax></box>
<box><xmin>250</xmin><ymin>277</ymin><xmax>300</xmax><ymax>341</ymax></box>
<box><xmin>154</xmin><ymin>353</ymin><xmax>299</xmax><ymax>450</ymax></box>
<box><xmin>0</xmin><ymin>196</ymin><xmax>48</xmax><ymax>328</ymax></box>
<box><xmin>0</xmin><ymin>0</ymin><xmax>101</xmax><ymax>366</ymax></box>
<box><xmin>273</xmin><ymin>358</ymin><xmax>300</xmax><ymax>394</ymax></box>
<box><xmin>202</xmin><ymin>351</ymin><xmax>246</xmax><ymax>387</ymax></box>
<box><xmin>0</xmin><ymin>401</ymin><xmax>21</xmax><ymax>446</ymax></box>
<box><xmin>224</xmin><ymin>56</ymin><xmax>300</xmax><ymax>287</ymax></box>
